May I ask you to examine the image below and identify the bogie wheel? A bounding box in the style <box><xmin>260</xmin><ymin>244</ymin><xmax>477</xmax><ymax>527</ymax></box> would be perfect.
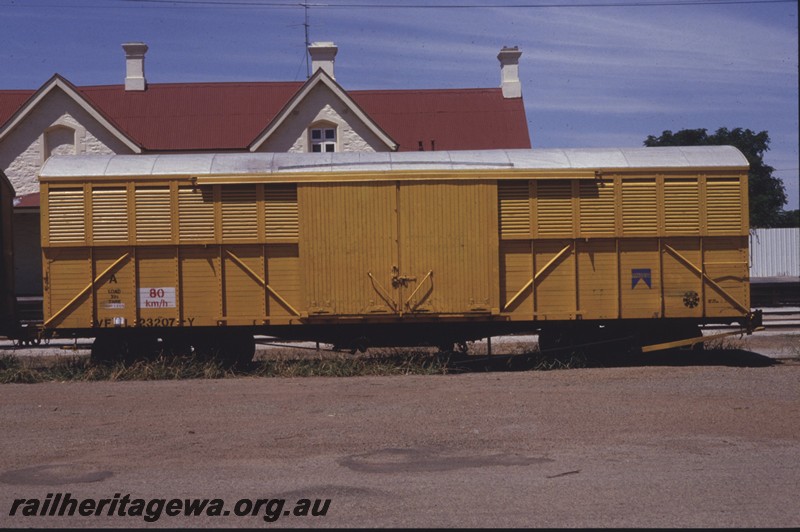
<box><xmin>351</xmin><ymin>337</ymin><xmax>370</xmax><ymax>355</ymax></box>
<box><xmin>160</xmin><ymin>334</ymin><xmax>193</xmax><ymax>357</ymax></box>
<box><xmin>437</xmin><ymin>342</ymin><xmax>454</xmax><ymax>353</ymax></box>
<box><xmin>224</xmin><ymin>332</ymin><xmax>256</xmax><ymax>367</ymax></box>
<box><xmin>90</xmin><ymin>333</ymin><xmax>160</xmax><ymax>364</ymax></box>
<box><xmin>537</xmin><ymin>326</ymin><xmax>574</xmax><ymax>354</ymax></box>
<box><xmin>197</xmin><ymin>331</ymin><xmax>255</xmax><ymax>367</ymax></box>
<box><xmin>537</xmin><ymin>325</ymin><xmax>605</xmax><ymax>365</ymax></box>
<box><xmin>90</xmin><ymin>334</ymin><xmax>119</xmax><ymax>363</ymax></box>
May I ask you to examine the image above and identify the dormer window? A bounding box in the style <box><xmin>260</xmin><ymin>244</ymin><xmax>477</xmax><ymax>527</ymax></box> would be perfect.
<box><xmin>310</xmin><ymin>127</ymin><xmax>336</xmax><ymax>153</ymax></box>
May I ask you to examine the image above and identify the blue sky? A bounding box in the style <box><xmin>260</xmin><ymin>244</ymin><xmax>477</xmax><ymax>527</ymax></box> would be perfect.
<box><xmin>2</xmin><ymin>0</ymin><xmax>797</xmax><ymax>209</ymax></box>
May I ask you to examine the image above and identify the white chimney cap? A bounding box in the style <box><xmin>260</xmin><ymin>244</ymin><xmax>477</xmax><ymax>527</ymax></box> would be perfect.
<box><xmin>497</xmin><ymin>46</ymin><xmax>522</xmax><ymax>99</ymax></box>
<box><xmin>122</xmin><ymin>42</ymin><xmax>148</xmax><ymax>91</ymax></box>
<box><xmin>308</xmin><ymin>42</ymin><xmax>338</xmax><ymax>80</ymax></box>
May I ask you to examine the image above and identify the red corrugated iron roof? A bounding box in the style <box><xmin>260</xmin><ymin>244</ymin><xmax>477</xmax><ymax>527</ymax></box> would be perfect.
<box><xmin>0</xmin><ymin>90</ymin><xmax>36</xmax><ymax>127</ymax></box>
<box><xmin>78</xmin><ymin>82</ymin><xmax>305</xmax><ymax>151</ymax></box>
<box><xmin>353</xmin><ymin>88</ymin><xmax>530</xmax><ymax>151</ymax></box>
<box><xmin>2</xmin><ymin>80</ymin><xmax>530</xmax><ymax>152</ymax></box>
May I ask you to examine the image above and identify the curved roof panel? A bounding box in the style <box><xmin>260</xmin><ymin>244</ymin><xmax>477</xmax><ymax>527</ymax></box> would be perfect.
<box><xmin>40</xmin><ymin>146</ymin><xmax>748</xmax><ymax>179</ymax></box>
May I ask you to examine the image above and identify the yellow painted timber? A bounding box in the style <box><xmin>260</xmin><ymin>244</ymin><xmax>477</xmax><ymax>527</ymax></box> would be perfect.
<box><xmin>225</xmin><ymin>249</ymin><xmax>301</xmax><ymax>317</ymax></box>
<box><xmin>299</xmin><ymin>182</ymin><xmax>397</xmax><ymax>315</ymax></box>
<box><xmin>398</xmin><ymin>181</ymin><xmax>496</xmax><ymax>314</ymax></box>
<box><xmin>499</xmin><ymin>241</ymin><xmax>533</xmax><ymax>316</ymax></box>
<box><xmin>44</xmin><ymin>252</ymin><xmax>130</xmax><ymax>327</ymax></box>
<box><xmin>93</xmin><ymin>247</ymin><xmax>135</xmax><ymax>326</ymax></box>
<box><xmin>576</xmin><ymin>240</ymin><xmax>618</xmax><ymax>319</ymax></box>
<box><xmin>179</xmin><ymin>246</ymin><xmax>220</xmax><ymax>326</ymax></box>
<box><xmin>533</xmin><ymin>241</ymin><xmax>577</xmax><ymax>318</ymax></box>
<box><xmin>663</xmin><ymin>242</ymin><xmax>749</xmax><ymax>315</ymax></box>
<box><xmin>404</xmin><ymin>270</ymin><xmax>433</xmax><ymax>313</ymax></box>
<box><xmin>661</xmin><ymin>238</ymin><xmax>703</xmax><ymax>318</ymax></box>
<box><xmin>367</xmin><ymin>272</ymin><xmax>398</xmax><ymax>313</ymax></box>
<box><xmin>503</xmin><ymin>243</ymin><xmax>571</xmax><ymax>311</ymax></box>
<box><xmin>222</xmin><ymin>246</ymin><xmax>265</xmax><ymax>318</ymax></box>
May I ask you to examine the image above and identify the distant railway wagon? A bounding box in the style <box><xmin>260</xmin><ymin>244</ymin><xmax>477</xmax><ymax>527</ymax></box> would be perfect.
<box><xmin>0</xmin><ymin>170</ymin><xmax>17</xmax><ymax>338</ymax></box>
<box><xmin>34</xmin><ymin>147</ymin><xmax>761</xmax><ymax>362</ymax></box>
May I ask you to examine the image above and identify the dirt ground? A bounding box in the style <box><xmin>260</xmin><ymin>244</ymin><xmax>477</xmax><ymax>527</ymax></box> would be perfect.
<box><xmin>0</xmin><ymin>329</ymin><xmax>798</xmax><ymax>528</ymax></box>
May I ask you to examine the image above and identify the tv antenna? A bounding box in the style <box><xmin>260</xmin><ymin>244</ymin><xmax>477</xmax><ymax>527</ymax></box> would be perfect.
<box><xmin>302</xmin><ymin>3</ymin><xmax>311</xmax><ymax>78</ymax></box>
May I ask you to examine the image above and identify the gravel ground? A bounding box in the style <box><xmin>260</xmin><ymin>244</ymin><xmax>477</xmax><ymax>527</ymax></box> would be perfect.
<box><xmin>0</xmin><ymin>327</ymin><xmax>798</xmax><ymax>528</ymax></box>
<box><xmin>0</xmin><ymin>364</ymin><xmax>798</xmax><ymax>528</ymax></box>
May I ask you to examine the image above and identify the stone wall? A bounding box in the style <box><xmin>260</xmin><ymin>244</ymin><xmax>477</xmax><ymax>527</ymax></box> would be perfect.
<box><xmin>0</xmin><ymin>88</ymin><xmax>129</xmax><ymax>196</ymax></box>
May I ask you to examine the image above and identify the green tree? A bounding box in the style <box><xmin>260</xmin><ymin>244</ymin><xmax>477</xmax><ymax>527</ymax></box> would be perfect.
<box><xmin>644</xmin><ymin>127</ymin><xmax>788</xmax><ymax>228</ymax></box>
<box><xmin>774</xmin><ymin>209</ymin><xmax>800</xmax><ymax>228</ymax></box>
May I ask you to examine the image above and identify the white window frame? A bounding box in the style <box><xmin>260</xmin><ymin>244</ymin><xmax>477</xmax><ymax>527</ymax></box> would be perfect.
<box><xmin>310</xmin><ymin>126</ymin><xmax>337</xmax><ymax>153</ymax></box>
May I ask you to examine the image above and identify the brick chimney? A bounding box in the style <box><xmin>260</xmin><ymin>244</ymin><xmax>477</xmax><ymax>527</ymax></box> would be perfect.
<box><xmin>497</xmin><ymin>46</ymin><xmax>522</xmax><ymax>99</ymax></box>
<box><xmin>122</xmin><ymin>42</ymin><xmax>148</xmax><ymax>91</ymax></box>
<box><xmin>308</xmin><ymin>42</ymin><xmax>338</xmax><ymax>80</ymax></box>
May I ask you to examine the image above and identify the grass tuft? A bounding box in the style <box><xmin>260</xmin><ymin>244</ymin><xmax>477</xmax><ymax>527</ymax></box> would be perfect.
<box><xmin>0</xmin><ymin>345</ymin><xmax>597</xmax><ymax>384</ymax></box>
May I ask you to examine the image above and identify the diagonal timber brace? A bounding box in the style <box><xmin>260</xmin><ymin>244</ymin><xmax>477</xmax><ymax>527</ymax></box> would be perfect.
<box><xmin>662</xmin><ymin>244</ymin><xmax>749</xmax><ymax>315</ymax></box>
<box><xmin>502</xmin><ymin>243</ymin><xmax>572</xmax><ymax>312</ymax></box>
<box><xmin>224</xmin><ymin>250</ymin><xmax>302</xmax><ymax>317</ymax></box>
<box><xmin>367</xmin><ymin>272</ymin><xmax>398</xmax><ymax>313</ymax></box>
<box><xmin>404</xmin><ymin>270</ymin><xmax>433</xmax><ymax>313</ymax></box>
<box><xmin>45</xmin><ymin>252</ymin><xmax>131</xmax><ymax>327</ymax></box>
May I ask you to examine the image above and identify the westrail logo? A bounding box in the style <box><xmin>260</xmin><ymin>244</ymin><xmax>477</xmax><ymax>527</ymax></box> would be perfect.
<box><xmin>631</xmin><ymin>269</ymin><xmax>652</xmax><ymax>289</ymax></box>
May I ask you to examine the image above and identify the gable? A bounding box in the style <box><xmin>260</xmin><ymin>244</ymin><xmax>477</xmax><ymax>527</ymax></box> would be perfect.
<box><xmin>252</xmin><ymin>81</ymin><xmax>395</xmax><ymax>153</ymax></box>
<box><xmin>0</xmin><ymin>76</ymin><xmax>139</xmax><ymax>154</ymax></box>
<box><xmin>0</xmin><ymin>79</ymin><xmax>139</xmax><ymax>195</ymax></box>
<box><xmin>250</xmin><ymin>70</ymin><xmax>397</xmax><ymax>153</ymax></box>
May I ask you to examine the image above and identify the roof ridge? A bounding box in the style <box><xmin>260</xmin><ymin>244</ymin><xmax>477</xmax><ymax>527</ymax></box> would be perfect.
<box><xmin>352</xmin><ymin>87</ymin><xmax>500</xmax><ymax>94</ymax></box>
<box><xmin>77</xmin><ymin>80</ymin><xmax>306</xmax><ymax>90</ymax></box>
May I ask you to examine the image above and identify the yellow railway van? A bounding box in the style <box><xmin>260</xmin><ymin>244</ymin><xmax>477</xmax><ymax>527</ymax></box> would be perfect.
<box><xmin>37</xmin><ymin>147</ymin><xmax>761</xmax><ymax>362</ymax></box>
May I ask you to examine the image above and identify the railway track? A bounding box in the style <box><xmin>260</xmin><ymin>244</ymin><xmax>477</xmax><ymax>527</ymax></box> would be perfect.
<box><xmin>703</xmin><ymin>308</ymin><xmax>800</xmax><ymax>330</ymax></box>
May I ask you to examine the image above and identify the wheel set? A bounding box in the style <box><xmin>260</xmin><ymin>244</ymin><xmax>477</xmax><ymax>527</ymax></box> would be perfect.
<box><xmin>90</xmin><ymin>330</ymin><xmax>256</xmax><ymax>366</ymax></box>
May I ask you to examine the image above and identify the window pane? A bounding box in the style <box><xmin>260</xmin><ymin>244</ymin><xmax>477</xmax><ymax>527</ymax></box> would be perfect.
<box><xmin>312</xmin><ymin>144</ymin><xmax>322</xmax><ymax>152</ymax></box>
<box><xmin>325</xmin><ymin>144</ymin><xmax>335</xmax><ymax>153</ymax></box>
<box><xmin>325</xmin><ymin>129</ymin><xmax>335</xmax><ymax>140</ymax></box>
<box><xmin>311</xmin><ymin>129</ymin><xmax>321</xmax><ymax>140</ymax></box>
